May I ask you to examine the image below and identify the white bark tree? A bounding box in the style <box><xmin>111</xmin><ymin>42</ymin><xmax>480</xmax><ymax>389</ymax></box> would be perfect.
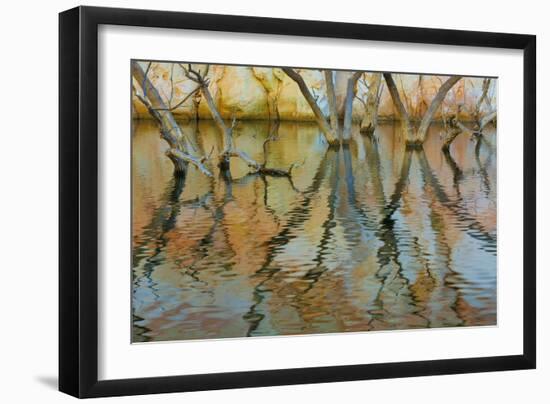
<box><xmin>342</xmin><ymin>72</ymin><xmax>363</xmax><ymax>142</ymax></box>
<box><xmin>384</xmin><ymin>73</ymin><xmax>462</xmax><ymax>146</ymax></box>
<box><xmin>282</xmin><ymin>67</ymin><xmax>340</xmax><ymax>146</ymax></box>
<box><xmin>180</xmin><ymin>64</ymin><xmax>296</xmax><ymax>179</ymax></box>
<box><xmin>132</xmin><ymin>62</ymin><xmax>212</xmax><ymax>177</ymax></box>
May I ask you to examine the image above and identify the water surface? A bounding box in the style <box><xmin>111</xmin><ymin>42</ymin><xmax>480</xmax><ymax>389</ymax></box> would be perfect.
<box><xmin>132</xmin><ymin>120</ymin><xmax>497</xmax><ymax>342</ymax></box>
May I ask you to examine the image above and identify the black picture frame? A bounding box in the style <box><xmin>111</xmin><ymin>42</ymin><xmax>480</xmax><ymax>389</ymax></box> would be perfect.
<box><xmin>59</xmin><ymin>5</ymin><xmax>536</xmax><ymax>398</ymax></box>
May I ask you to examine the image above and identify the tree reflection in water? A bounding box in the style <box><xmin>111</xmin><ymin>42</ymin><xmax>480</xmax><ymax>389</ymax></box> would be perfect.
<box><xmin>132</xmin><ymin>119</ymin><xmax>497</xmax><ymax>342</ymax></box>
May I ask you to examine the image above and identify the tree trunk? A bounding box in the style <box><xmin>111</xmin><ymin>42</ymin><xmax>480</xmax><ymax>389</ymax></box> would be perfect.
<box><xmin>342</xmin><ymin>72</ymin><xmax>362</xmax><ymax>143</ymax></box>
<box><xmin>282</xmin><ymin>67</ymin><xmax>339</xmax><ymax>146</ymax></box>
<box><xmin>383</xmin><ymin>73</ymin><xmax>415</xmax><ymax>144</ymax></box>
<box><xmin>416</xmin><ymin>75</ymin><xmax>462</xmax><ymax>144</ymax></box>
<box><xmin>166</xmin><ymin>148</ymin><xmax>213</xmax><ymax>177</ymax></box>
<box><xmin>324</xmin><ymin>70</ymin><xmax>339</xmax><ymax>135</ymax></box>
<box><xmin>480</xmin><ymin>110</ymin><xmax>497</xmax><ymax>131</ymax></box>
<box><xmin>474</xmin><ymin>78</ymin><xmax>492</xmax><ymax>123</ymax></box>
<box><xmin>384</xmin><ymin>73</ymin><xmax>462</xmax><ymax>147</ymax></box>
<box><xmin>199</xmin><ymin>84</ymin><xmax>234</xmax><ymax>152</ymax></box>
<box><xmin>442</xmin><ymin>127</ymin><xmax>462</xmax><ymax>152</ymax></box>
<box><xmin>131</xmin><ymin>62</ymin><xmax>197</xmax><ymax>156</ymax></box>
<box><xmin>196</xmin><ymin>74</ymin><xmax>294</xmax><ymax>178</ymax></box>
<box><xmin>360</xmin><ymin>73</ymin><xmax>382</xmax><ymax>136</ymax></box>
<box><xmin>132</xmin><ymin>62</ymin><xmax>212</xmax><ymax>177</ymax></box>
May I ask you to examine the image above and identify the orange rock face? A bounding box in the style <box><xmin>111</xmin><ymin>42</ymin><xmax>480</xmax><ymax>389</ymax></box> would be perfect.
<box><xmin>132</xmin><ymin>62</ymin><xmax>496</xmax><ymax>122</ymax></box>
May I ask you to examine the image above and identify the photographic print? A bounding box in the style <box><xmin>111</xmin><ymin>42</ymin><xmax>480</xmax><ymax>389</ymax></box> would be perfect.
<box><xmin>131</xmin><ymin>60</ymin><xmax>497</xmax><ymax>343</ymax></box>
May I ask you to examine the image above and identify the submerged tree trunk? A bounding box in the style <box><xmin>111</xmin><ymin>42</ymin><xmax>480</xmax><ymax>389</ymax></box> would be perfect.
<box><xmin>360</xmin><ymin>73</ymin><xmax>382</xmax><ymax>136</ymax></box>
<box><xmin>179</xmin><ymin>64</ymin><xmax>296</xmax><ymax>178</ymax></box>
<box><xmin>131</xmin><ymin>62</ymin><xmax>211</xmax><ymax>177</ymax></box>
<box><xmin>383</xmin><ymin>73</ymin><xmax>416</xmax><ymax>143</ymax></box>
<box><xmin>474</xmin><ymin>78</ymin><xmax>492</xmax><ymax>125</ymax></box>
<box><xmin>479</xmin><ymin>110</ymin><xmax>497</xmax><ymax>131</ymax></box>
<box><xmin>384</xmin><ymin>73</ymin><xmax>462</xmax><ymax>147</ymax></box>
<box><xmin>132</xmin><ymin>62</ymin><xmax>198</xmax><ymax>155</ymax></box>
<box><xmin>342</xmin><ymin>72</ymin><xmax>363</xmax><ymax>143</ymax></box>
<box><xmin>282</xmin><ymin>67</ymin><xmax>339</xmax><ymax>146</ymax></box>
<box><xmin>440</xmin><ymin>108</ymin><xmax>461</xmax><ymax>152</ymax></box>
<box><xmin>199</xmin><ymin>82</ymin><xmax>234</xmax><ymax>153</ymax></box>
<box><xmin>416</xmin><ymin>76</ymin><xmax>462</xmax><ymax>143</ymax></box>
<box><xmin>324</xmin><ymin>70</ymin><xmax>339</xmax><ymax>137</ymax></box>
<box><xmin>441</xmin><ymin>79</ymin><xmax>497</xmax><ymax>152</ymax></box>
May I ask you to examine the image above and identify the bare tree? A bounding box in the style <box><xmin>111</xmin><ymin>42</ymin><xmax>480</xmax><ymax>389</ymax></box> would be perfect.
<box><xmin>471</xmin><ymin>78</ymin><xmax>497</xmax><ymax>131</ymax></box>
<box><xmin>180</xmin><ymin>64</ymin><xmax>296</xmax><ymax>179</ymax></box>
<box><xmin>282</xmin><ymin>67</ymin><xmax>339</xmax><ymax>146</ymax></box>
<box><xmin>473</xmin><ymin>78</ymin><xmax>492</xmax><ymax>123</ymax></box>
<box><xmin>131</xmin><ymin>62</ymin><xmax>212</xmax><ymax>177</ymax></box>
<box><xmin>384</xmin><ymin>73</ymin><xmax>416</xmax><ymax>143</ymax></box>
<box><xmin>384</xmin><ymin>73</ymin><xmax>462</xmax><ymax>147</ymax></box>
<box><xmin>441</xmin><ymin>78</ymin><xmax>497</xmax><ymax>151</ymax></box>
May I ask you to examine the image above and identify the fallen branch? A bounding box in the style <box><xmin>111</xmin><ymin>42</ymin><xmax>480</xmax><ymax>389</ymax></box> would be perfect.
<box><xmin>179</xmin><ymin>64</ymin><xmax>300</xmax><ymax>179</ymax></box>
<box><xmin>224</xmin><ymin>140</ymin><xmax>298</xmax><ymax>178</ymax></box>
<box><xmin>166</xmin><ymin>148</ymin><xmax>213</xmax><ymax>178</ymax></box>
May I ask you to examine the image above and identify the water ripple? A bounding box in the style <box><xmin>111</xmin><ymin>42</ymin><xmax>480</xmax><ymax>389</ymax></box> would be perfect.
<box><xmin>132</xmin><ymin>120</ymin><xmax>497</xmax><ymax>342</ymax></box>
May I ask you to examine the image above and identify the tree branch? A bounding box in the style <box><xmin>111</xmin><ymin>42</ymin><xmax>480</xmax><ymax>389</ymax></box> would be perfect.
<box><xmin>166</xmin><ymin>148</ymin><xmax>213</xmax><ymax>178</ymax></box>
<box><xmin>282</xmin><ymin>67</ymin><xmax>339</xmax><ymax>146</ymax></box>
<box><xmin>416</xmin><ymin>75</ymin><xmax>462</xmax><ymax>143</ymax></box>
<box><xmin>132</xmin><ymin>61</ymin><xmax>198</xmax><ymax>155</ymax></box>
<box><xmin>152</xmin><ymin>85</ymin><xmax>201</xmax><ymax>112</ymax></box>
<box><xmin>480</xmin><ymin>110</ymin><xmax>497</xmax><ymax>131</ymax></box>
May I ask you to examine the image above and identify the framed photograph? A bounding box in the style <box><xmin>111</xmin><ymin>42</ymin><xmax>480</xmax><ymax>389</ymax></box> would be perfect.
<box><xmin>59</xmin><ymin>6</ymin><xmax>536</xmax><ymax>398</ymax></box>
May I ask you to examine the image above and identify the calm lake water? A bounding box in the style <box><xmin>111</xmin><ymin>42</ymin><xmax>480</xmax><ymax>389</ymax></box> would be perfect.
<box><xmin>132</xmin><ymin>119</ymin><xmax>497</xmax><ymax>342</ymax></box>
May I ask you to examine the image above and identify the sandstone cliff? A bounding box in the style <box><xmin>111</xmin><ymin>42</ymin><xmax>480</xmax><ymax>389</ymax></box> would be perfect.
<box><xmin>132</xmin><ymin>62</ymin><xmax>496</xmax><ymax>122</ymax></box>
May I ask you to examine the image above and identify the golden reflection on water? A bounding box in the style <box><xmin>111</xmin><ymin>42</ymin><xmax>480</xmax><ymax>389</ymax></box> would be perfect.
<box><xmin>132</xmin><ymin>119</ymin><xmax>497</xmax><ymax>342</ymax></box>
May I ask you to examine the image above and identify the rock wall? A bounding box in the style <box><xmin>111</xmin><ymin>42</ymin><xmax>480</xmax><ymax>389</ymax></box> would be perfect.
<box><xmin>132</xmin><ymin>62</ymin><xmax>497</xmax><ymax>122</ymax></box>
